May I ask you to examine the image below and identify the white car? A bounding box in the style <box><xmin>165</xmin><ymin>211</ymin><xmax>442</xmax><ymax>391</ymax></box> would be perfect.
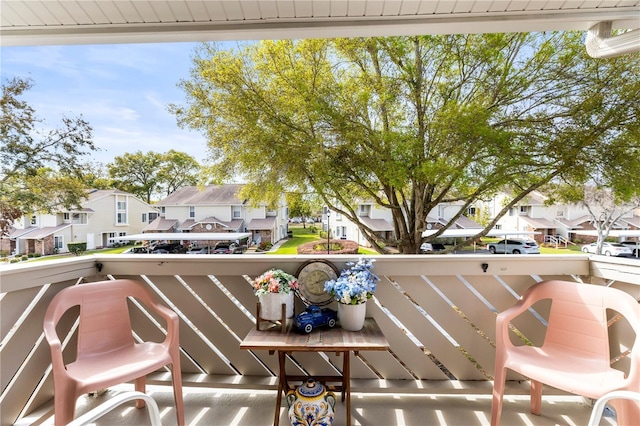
<box><xmin>581</xmin><ymin>242</ymin><xmax>633</xmax><ymax>257</ymax></box>
<box><xmin>420</xmin><ymin>242</ymin><xmax>446</xmax><ymax>253</ymax></box>
<box><xmin>487</xmin><ymin>239</ymin><xmax>540</xmax><ymax>254</ymax></box>
<box><xmin>620</xmin><ymin>241</ymin><xmax>640</xmax><ymax>257</ymax></box>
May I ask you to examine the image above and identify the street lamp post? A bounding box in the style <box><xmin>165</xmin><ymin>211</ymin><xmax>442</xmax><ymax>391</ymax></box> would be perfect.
<box><xmin>326</xmin><ymin>210</ymin><xmax>331</xmax><ymax>254</ymax></box>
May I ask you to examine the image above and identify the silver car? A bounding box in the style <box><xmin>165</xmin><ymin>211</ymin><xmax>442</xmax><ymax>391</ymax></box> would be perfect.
<box><xmin>581</xmin><ymin>242</ymin><xmax>633</xmax><ymax>257</ymax></box>
<box><xmin>487</xmin><ymin>239</ymin><xmax>540</xmax><ymax>254</ymax></box>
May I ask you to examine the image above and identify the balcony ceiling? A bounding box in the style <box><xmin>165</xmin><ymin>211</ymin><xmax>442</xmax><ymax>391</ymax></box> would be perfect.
<box><xmin>1</xmin><ymin>1</ymin><xmax>639</xmax><ymax>47</ymax></box>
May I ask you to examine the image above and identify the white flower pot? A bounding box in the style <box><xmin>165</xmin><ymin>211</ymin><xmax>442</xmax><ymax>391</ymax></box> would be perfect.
<box><xmin>259</xmin><ymin>292</ymin><xmax>294</xmax><ymax>320</ymax></box>
<box><xmin>337</xmin><ymin>302</ymin><xmax>366</xmax><ymax>331</ymax></box>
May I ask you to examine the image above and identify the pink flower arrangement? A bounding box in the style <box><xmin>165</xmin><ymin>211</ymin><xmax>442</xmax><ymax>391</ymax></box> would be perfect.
<box><xmin>252</xmin><ymin>269</ymin><xmax>299</xmax><ymax>296</ymax></box>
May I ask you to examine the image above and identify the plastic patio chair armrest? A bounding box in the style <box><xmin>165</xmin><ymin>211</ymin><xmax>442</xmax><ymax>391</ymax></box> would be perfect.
<box><xmin>42</xmin><ymin>329</ymin><xmax>66</xmax><ymax>369</ymax></box>
<box><xmin>495</xmin><ymin>297</ymin><xmax>539</xmax><ymax>347</ymax></box>
<box><xmin>148</xmin><ymin>302</ymin><xmax>180</xmax><ymax>345</ymax></box>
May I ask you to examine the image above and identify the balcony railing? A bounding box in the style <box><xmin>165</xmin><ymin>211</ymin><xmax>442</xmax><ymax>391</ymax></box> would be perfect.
<box><xmin>1</xmin><ymin>253</ymin><xmax>639</xmax><ymax>425</ymax></box>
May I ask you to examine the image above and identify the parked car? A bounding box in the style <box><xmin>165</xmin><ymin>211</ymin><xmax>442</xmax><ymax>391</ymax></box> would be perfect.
<box><xmin>581</xmin><ymin>242</ymin><xmax>633</xmax><ymax>257</ymax></box>
<box><xmin>420</xmin><ymin>242</ymin><xmax>446</xmax><ymax>253</ymax></box>
<box><xmin>186</xmin><ymin>246</ymin><xmax>215</xmax><ymax>254</ymax></box>
<box><xmin>487</xmin><ymin>239</ymin><xmax>540</xmax><ymax>254</ymax></box>
<box><xmin>620</xmin><ymin>241</ymin><xmax>640</xmax><ymax>257</ymax></box>
<box><xmin>122</xmin><ymin>246</ymin><xmax>149</xmax><ymax>254</ymax></box>
<box><xmin>212</xmin><ymin>242</ymin><xmax>246</xmax><ymax>254</ymax></box>
<box><xmin>293</xmin><ymin>305</ymin><xmax>338</xmax><ymax>334</ymax></box>
<box><xmin>149</xmin><ymin>242</ymin><xmax>185</xmax><ymax>253</ymax></box>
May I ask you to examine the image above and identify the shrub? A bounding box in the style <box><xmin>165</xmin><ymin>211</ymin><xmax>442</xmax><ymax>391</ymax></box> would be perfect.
<box><xmin>10</xmin><ymin>258</ymin><xmax>20</xmax><ymax>263</ymax></box>
<box><xmin>67</xmin><ymin>242</ymin><xmax>87</xmax><ymax>256</ymax></box>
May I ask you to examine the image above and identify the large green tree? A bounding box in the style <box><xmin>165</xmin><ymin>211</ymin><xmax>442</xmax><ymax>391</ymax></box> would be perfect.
<box><xmin>1</xmin><ymin>77</ymin><xmax>96</xmax><ymax>235</ymax></box>
<box><xmin>171</xmin><ymin>34</ymin><xmax>639</xmax><ymax>253</ymax></box>
<box><xmin>548</xmin><ymin>127</ymin><xmax>640</xmax><ymax>252</ymax></box>
<box><xmin>107</xmin><ymin>150</ymin><xmax>200</xmax><ymax>203</ymax></box>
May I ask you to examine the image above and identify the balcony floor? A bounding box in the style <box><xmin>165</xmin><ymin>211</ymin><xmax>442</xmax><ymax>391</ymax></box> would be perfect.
<box><xmin>35</xmin><ymin>383</ymin><xmax>602</xmax><ymax>426</ymax></box>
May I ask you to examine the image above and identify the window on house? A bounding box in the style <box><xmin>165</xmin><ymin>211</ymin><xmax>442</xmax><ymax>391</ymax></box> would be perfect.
<box><xmin>509</xmin><ymin>208</ymin><xmax>515</xmax><ymax>216</ymax></box>
<box><xmin>70</xmin><ymin>213</ymin><xmax>86</xmax><ymax>224</ymax></box>
<box><xmin>467</xmin><ymin>207</ymin><xmax>476</xmax><ymax>216</ymax></box>
<box><xmin>54</xmin><ymin>236</ymin><xmax>64</xmax><ymax>250</ymax></box>
<box><xmin>30</xmin><ymin>215</ymin><xmax>37</xmax><ymax>226</ymax></box>
<box><xmin>142</xmin><ymin>213</ymin><xmax>147</xmax><ymax>223</ymax></box>
<box><xmin>149</xmin><ymin>212</ymin><xmax>158</xmax><ymax>222</ymax></box>
<box><xmin>63</xmin><ymin>213</ymin><xmax>70</xmax><ymax>222</ymax></box>
<box><xmin>116</xmin><ymin>195</ymin><xmax>127</xmax><ymax>224</ymax></box>
<box><xmin>189</xmin><ymin>206</ymin><xmax>195</xmax><ymax>218</ymax></box>
<box><xmin>160</xmin><ymin>207</ymin><xmax>165</xmax><ymax>217</ymax></box>
<box><xmin>359</xmin><ymin>205</ymin><xmax>371</xmax><ymax>216</ymax></box>
<box><xmin>232</xmin><ymin>206</ymin><xmax>241</xmax><ymax>219</ymax></box>
<box><xmin>519</xmin><ymin>206</ymin><xmax>530</xmax><ymax>215</ymax></box>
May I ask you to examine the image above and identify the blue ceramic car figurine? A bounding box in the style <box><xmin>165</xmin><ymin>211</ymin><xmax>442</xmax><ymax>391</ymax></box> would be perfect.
<box><xmin>293</xmin><ymin>305</ymin><xmax>338</xmax><ymax>334</ymax></box>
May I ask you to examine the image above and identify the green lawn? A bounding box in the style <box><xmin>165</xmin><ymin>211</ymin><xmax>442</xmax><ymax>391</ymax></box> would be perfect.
<box><xmin>270</xmin><ymin>225</ymin><xmax>379</xmax><ymax>255</ymax></box>
<box><xmin>269</xmin><ymin>225</ymin><xmax>322</xmax><ymax>254</ymax></box>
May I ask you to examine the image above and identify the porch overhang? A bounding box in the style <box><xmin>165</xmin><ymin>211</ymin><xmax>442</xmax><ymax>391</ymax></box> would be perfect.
<box><xmin>1</xmin><ymin>1</ymin><xmax>639</xmax><ymax>59</ymax></box>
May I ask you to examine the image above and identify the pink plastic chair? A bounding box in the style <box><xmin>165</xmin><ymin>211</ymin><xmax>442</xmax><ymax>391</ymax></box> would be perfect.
<box><xmin>491</xmin><ymin>280</ymin><xmax>640</xmax><ymax>426</ymax></box>
<box><xmin>43</xmin><ymin>279</ymin><xmax>184</xmax><ymax>425</ymax></box>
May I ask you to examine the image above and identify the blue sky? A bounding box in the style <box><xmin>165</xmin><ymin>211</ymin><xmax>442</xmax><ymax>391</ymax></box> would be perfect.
<box><xmin>2</xmin><ymin>42</ymin><xmax>211</xmax><ymax>164</ymax></box>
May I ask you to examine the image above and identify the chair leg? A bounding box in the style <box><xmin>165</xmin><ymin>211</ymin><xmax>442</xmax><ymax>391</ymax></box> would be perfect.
<box><xmin>530</xmin><ymin>379</ymin><xmax>543</xmax><ymax>415</ymax></box>
<box><xmin>171</xmin><ymin>363</ymin><xmax>185</xmax><ymax>426</ymax></box>
<box><xmin>491</xmin><ymin>367</ymin><xmax>506</xmax><ymax>426</ymax></box>
<box><xmin>54</xmin><ymin>391</ymin><xmax>78</xmax><ymax>426</ymax></box>
<box><xmin>134</xmin><ymin>376</ymin><xmax>146</xmax><ymax>409</ymax></box>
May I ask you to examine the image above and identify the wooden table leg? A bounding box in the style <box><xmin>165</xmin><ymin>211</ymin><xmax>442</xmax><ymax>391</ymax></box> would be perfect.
<box><xmin>343</xmin><ymin>351</ymin><xmax>351</xmax><ymax>426</ymax></box>
<box><xmin>274</xmin><ymin>351</ymin><xmax>287</xmax><ymax>426</ymax></box>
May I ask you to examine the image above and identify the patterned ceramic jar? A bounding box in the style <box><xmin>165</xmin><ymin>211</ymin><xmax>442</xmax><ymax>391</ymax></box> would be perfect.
<box><xmin>286</xmin><ymin>378</ymin><xmax>336</xmax><ymax>426</ymax></box>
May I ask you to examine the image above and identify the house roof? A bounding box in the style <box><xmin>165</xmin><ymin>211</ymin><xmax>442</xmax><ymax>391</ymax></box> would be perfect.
<box><xmin>555</xmin><ymin>215</ymin><xmax>593</xmax><ymax>229</ymax></box>
<box><xmin>143</xmin><ymin>217</ymin><xmax>178</xmax><ymax>232</ymax></box>
<box><xmin>621</xmin><ymin>216</ymin><xmax>640</xmax><ymax>228</ymax></box>
<box><xmin>2</xmin><ymin>1</ymin><xmax>638</xmax><ymax>49</ymax></box>
<box><xmin>196</xmin><ymin>217</ymin><xmax>243</xmax><ymax>231</ymax></box>
<box><xmin>520</xmin><ymin>216</ymin><xmax>558</xmax><ymax>229</ymax></box>
<box><xmin>246</xmin><ymin>217</ymin><xmax>276</xmax><ymax>231</ymax></box>
<box><xmin>451</xmin><ymin>215</ymin><xmax>483</xmax><ymax>229</ymax></box>
<box><xmin>156</xmin><ymin>185</ymin><xmax>246</xmax><ymax>206</ymax></box>
<box><xmin>177</xmin><ymin>219</ymin><xmax>196</xmax><ymax>231</ymax></box>
<box><xmin>359</xmin><ymin>217</ymin><xmax>394</xmax><ymax>232</ymax></box>
<box><xmin>7</xmin><ymin>226</ymin><xmax>38</xmax><ymax>239</ymax></box>
<box><xmin>19</xmin><ymin>224</ymin><xmax>70</xmax><ymax>239</ymax></box>
<box><xmin>85</xmin><ymin>188</ymin><xmax>131</xmax><ymax>202</ymax></box>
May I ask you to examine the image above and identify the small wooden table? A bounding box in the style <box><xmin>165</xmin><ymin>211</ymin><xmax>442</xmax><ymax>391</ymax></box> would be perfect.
<box><xmin>240</xmin><ymin>318</ymin><xmax>389</xmax><ymax>426</ymax></box>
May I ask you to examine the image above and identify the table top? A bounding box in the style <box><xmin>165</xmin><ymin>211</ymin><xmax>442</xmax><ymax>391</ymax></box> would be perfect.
<box><xmin>240</xmin><ymin>318</ymin><xmax>389</xmax><ymax>352</ymax></box>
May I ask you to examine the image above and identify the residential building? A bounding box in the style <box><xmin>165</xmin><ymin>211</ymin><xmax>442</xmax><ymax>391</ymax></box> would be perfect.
<box><xmin>326</xmin><ymin>200</ymin><xmax>483</xmax><ymax>248</ymax></box>
<box><xmin>152</xmin><ymin>184</ymin><xmax>288</xmax><ymax>245</ymax></box>
<box><xmin>481</xmin><ymin>191</ymin><xmax>639</xmax><ymax>244</ymax></box>
<box><xmin>1</xmin><ymin>189</ymin><xmax>157</xmax><ymax>255</ymax></box>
